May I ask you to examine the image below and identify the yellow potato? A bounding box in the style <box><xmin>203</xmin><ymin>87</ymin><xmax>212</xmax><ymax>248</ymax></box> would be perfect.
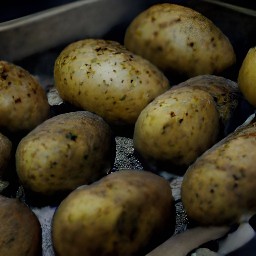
<box><xmin>174</xmin><ymin>75</ymin><xmax>240</xmax><ymax>130</ymax></box>
<box><xmin>52</xmin><ymin>170</ymin><xmax>175</xmax><ymax>256</ymax></box>
<box><xmin>0</xmin><ymin>132</ymin><xmax>12</xmax><ymax>177</ymax></box>
<box><xmin>133</xmin><ymin>87</ymin><xmax>219</xmax><ymax>171</ymax></box>
<box><xmin>238</xmin><ymin>46</ymin><xmax>256</xmax><ymax>107</ymax></box>
<box><xmin>16</xmin><ymin>111</ymin><xmax>115</xmax><ymax>196</ymax></box>
<box><xmin>0</xmin><ymin>195</ymin><xmax>41</xmax><ymax>256</ymax></box>
<box><xmin>181</xmin><ymin>116</ymin><xmax>256</xmax><ymax>225</ymax></box>
<box><xmin>0</xmin><ymin>60</ymin><xmax>50</xmax><ymax>132</ymax></box>
<box><xmin>54</xmin><ymin>39</ymin><xmax>170</xmax><ymax>125</ymax></box>
<box><xmin>124</xmin><ymin>3</ymin><xmax>236</xmax><ymax>77</ymax></box>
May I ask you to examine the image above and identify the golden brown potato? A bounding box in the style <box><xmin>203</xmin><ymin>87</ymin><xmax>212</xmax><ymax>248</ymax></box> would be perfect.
<box><xmin>181</xmin><ymin>115</ymin><xmax>256</xmax><ymax>225</ymax></box>
<box><xmin>124</xmin><ymin>3</ymin><xmax>236</xmax><ymax>77</ymax></box>
<box><xmin>54</xmin><ymin>39</ymin><xmax>170</xmax><ymax>125</ymax></box>
<box><xmin>0</xmin><ymin>132</ymin><xmax>12</xmax><ymax>177</ymax></box>
<box><xmin>52</xmin><ymin>170</ymin><xmax>175</xmax><ymax>256</ymax></box>
<box><xmin>0</xmin><ymin>60</ymin><xmax>50</xmax><ymax>132</ymax></box>
<box><xmin>16</xmin><ymin>111</ymin><xmax>115</xmax><ymax>196</ymax></box>
<box><xmin>133</xmin><ymin>87</ymin><xmax>219</xmax><ymax>171</ymax></box>
<box><xmin>238</xmin><ymin>46</ymin><xmax>256</xmax><ymax>107</ymax></box>
<box><xmin>0</xmin><ymin>195</ymin><xmax>41</xmax><ymax>256</ymax></box>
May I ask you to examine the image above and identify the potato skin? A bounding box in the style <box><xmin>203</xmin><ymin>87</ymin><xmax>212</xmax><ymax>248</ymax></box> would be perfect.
<box><xmin>238</xmin><ymin>47</ymin><xmax>256</xmax><ymax>107</ymax></box>
<box><xmin>124</xmin><ymin>3</ymin><xmax>236</xmax><ymax>77</ymax></box>
<box><xmin>0</xmin><ymin>133</ymin><xmax>12</xmax><ymax>177</ymax></box>
<box><xmin>174</xmin><ymin>75</ymin><xmax>240</xmax><ymax>130</ymax></box>
<box><xmin>52</xmin><ymin>170</ymin><xmax>175</xmax><ymax>256</ymax></box>
<box><xmin>133</xmin><ymin>87</ymin><xmax>219</xmax><ymax>170</ymax></box>
<box><xmin>15</xmin><ymin>111</ymin><xmax>115</xmax><ymax>195</ymax></box>
<box><xmin>0</xmin><ymin>60</ymin><xmax>50</xmax><ymax>132</ymax></box>
<box><xmin>54</xmin><ymin>39</ymin><xmax>170</xmax><ymax>125</ymax></box>
<box><xmin>0</xmin><ymin>195</ymin><xmax>41</xmax><ymax>256</ymax></box>
<box><xmin>181</xmin><ymin>119</ymin><xmax>256</xmax><ymax>225</ymax></box>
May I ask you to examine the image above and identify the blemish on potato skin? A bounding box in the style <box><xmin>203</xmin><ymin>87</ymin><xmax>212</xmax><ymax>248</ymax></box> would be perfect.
<box><xmin>65</xmin><ymin>132</ymin><xmax>77</xmax><ymax>141</ymax></box>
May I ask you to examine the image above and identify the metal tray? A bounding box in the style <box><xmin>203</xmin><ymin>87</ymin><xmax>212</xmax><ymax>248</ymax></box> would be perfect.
<box><xmin>1</xmin><ymin>1</ymin><xmax>256</xmax><ymax>255</ymax></box>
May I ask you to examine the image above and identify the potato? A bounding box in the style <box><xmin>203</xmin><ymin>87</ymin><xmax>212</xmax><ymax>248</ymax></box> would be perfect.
<box><xmin>174</xmin><ymin>75</ymin><xmax>240</xmax><ymax>130</ymax></box>
<box><xmin>54</xmin><ymin>39</ymin><xmax>170</xmax><ymax>125</ymax></box>
<box><xmin>133</xmin><ymin>87</ymin><xmax>219</xmax><ymax>171</ymax></box>
<box><xmin>15</xmin><ymin>111</ymin><xmax>115</xmax><ymax>196</ymax></box>
<box><xmin>0</xmin><ymin>60</ymin><xmax>50</xmax><ymax>132</ymax></box>
<box><xmin>181</xmin><ymin>115</ymin><xmax>256</xmax><ymax>225</ymax></box>
<box><xmin>124</xmin><ymin>3</ymin><xmax>236</xmax><ymax>77</ymax></box>
<box><xmin>0</xmin><ymin>132</ymin><xmax>12</xmax><ymax>177</ymax></box>
<box><xmin>52</xmin><ymin>170</ymin><xmax>175</xmax><ymax>256</ymax></box>
<box><xmin>238</xmin><ymin>46</ymin><xmax>256</xmax><ymax>107</ymax></box>
<box><xmin>0</xmin><ymin>195</ymin><xmax>41</xmax><ymax>255</ymax></box>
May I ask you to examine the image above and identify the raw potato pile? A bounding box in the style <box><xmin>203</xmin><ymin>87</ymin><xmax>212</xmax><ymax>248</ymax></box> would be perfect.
<box><xmin>181</xmin><ymin>117</ymin><xmax>256</xmax><ymax>225</ymax></box>
<box><xmin>54</xmin><ymin>39</ymin><xmax>170</xmax><ymax>125</ymax></box>
<box><xmin>134</xmin><ymin>86</ymin><xmax>220</xmax><ymax>169</ymax></box>
<box><xmin>238</xmin><ymin>46</ymin><xmax>256</xmax><ymax>107</ymax></box>
<box><xmin>0</xmin><ymin>60</ymin><xmax>50</xmax><ymax>132</ymax></box>
<box><xmin>16</xmin><ymin>111</ymin><xmax>115</xmax><ymax>195</ymax></box>
<box><xmin>133</xmin><ymin>74</ymin><xmax>240</xmax><ymax>172</ymax></box>
<box><xmin>1</xmin><ymin>2</ymin><xmax>256</xmax><ymax>256</ymax></box>
<box><xmin>124</xmin><ymin>3</ymin><xmax>236</xmax><ymax>77</ymax></box>
<box><xmin>52</xmin><ymin>170</ymin><xmax>176</xmax><ymax>256</ymax></box>
<box><xmin>0</xmin><ymin>132</ymin><xmax>12</xmax><ymax>177</ymax></box>
<box><xmin>0</xmin><ymin>195</ymin><xmax>41</xmax><ymax>256</ymax></box>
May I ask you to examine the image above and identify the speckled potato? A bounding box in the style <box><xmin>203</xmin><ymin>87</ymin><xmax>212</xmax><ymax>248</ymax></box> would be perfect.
<box><xmin>0</xmin><ymin>195</ymin><xmax>41</xmax><ymax>256</ymax></box>
<box><xmin>54</xmin><ymin>39</ymin><xmax>170</xmax><ymax>125</ymax></box>
<box><xmin>124</xmin><ymin>3</ymin><xmax>236</xmax><ymax>77</ymax></box>
<box><xmin>15</xmin><ymin>111</ymin><xmax>114</xmax><ymax>195</ymax></box>
<box><xmin>181</xmin><ymin>117</ymin><xmax>256</xmax><ymax>225</ymax></box>
<box><xmin>0</xmin><ymin>60</ymin><xmax>50</xmax><ymax>132</ymax></box>
<box><xmin>0</xmin><ymin>132</ymin><xmax>12</xmax><ymax>177</ymax></box>
<box><xmin>52</xmin><ymin>170</ymin><xmax>175</xmax><ymax>256</ymax></box>
<box><xmin>175</xmin><ymin>75</ymin><xmax>240</xmax><ymax>130</ymax></box>
<box><xmin>133</xmin><ymin>87</ymin><xmax>219</xmax><ymax>170</ymax></box>
<box><xmin>238</xmin><ymin>47</ymin><xmax>256</xmax><ymax>107</ymax></box>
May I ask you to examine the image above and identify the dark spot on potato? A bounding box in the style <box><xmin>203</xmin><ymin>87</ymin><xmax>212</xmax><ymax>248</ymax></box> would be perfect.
<box><xmin>156</xmin><ymin>45</ymin><xmax>163</xmax><ymax>52</ymax></box>
<box><xmin>233</xmin><ymin>183</ymin><xmax>238</xmax><ymax>189</ymax></box>
<box><xmin>4</xmin><ymin>236</ymin><xmax>15</xmax><ymax>246</ymax></box>
<box><xmin>161</xmin><ymin>124</ymin><xmax>171</xmax><ymax>134</ymax></box>
<box><xmin>179</xmin><ymin>119</ymin><xmax>183</xmax><ymax>124</ymax></box>
<box><xmin>170</xmin><ymin>111</ymin><xmax>176</xmax><ymax>117</ymax></box>
<box><xmin>151</xmin><ymin>16</ymin><xmax>156</xmax><ymax>22</ymax></box>
<box><xmin>232</xmin><ymin>174</ymin><xmax>240</xmax><ymax>181</ymax></box>
<box><xmin>0</xmin><ymin>73</ymin><xmax>8</xmax><ymax>80</ymax></box>
<box><xmin>65</xmin><ymin>132</ymin><xmax>77</xmax><ymax>141</ymax></box>
<box><xmin>14</xmin><ymin>98</ymin><xmax>22</xmax><ymax>103</ymax></box>
<box><xmin>84</xmin><ymin>154</ymin><xmax>88</xmax><ymax>160</ymax></box>
<box><xmin>188</xmin><ymin>42</ymin><xmax>194</xmax><ymax>48</ymax></box>
<box><xmin>50</xmin><ymin>162</ymin><xmax>57</xmax><ymax>168</ymax></box>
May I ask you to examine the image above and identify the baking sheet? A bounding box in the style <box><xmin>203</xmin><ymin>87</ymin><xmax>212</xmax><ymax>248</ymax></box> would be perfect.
<box><xmin>0</xmin><ymin>0</ymin><xmax>159</xmax><ymax>62</ymax></box>
<box><xmin>1</xmin><ymin>0</ymin><xmax>256</xmax><ymax>255</ymax></box>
